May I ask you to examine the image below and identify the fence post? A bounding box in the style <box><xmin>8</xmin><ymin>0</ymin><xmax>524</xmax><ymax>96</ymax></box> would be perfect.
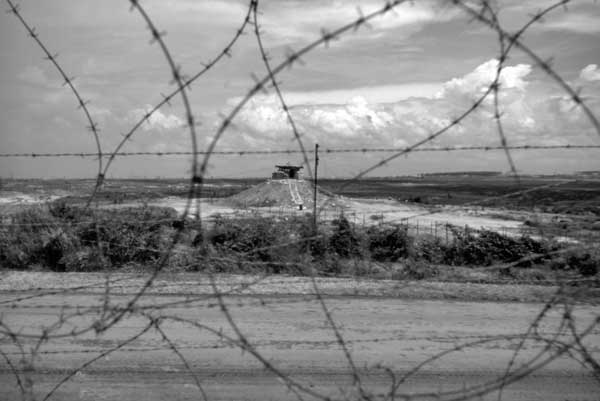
<box><xmin>313</xmin><ymin>143</ymin><xmax>319</xmax><ymax>233</ymax></box>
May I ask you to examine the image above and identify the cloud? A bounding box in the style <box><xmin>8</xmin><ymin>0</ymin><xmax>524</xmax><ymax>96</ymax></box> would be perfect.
<box><xmin>127</xmin><ymin>106</ymin><xmax>184</xmax><ymax>132</ymax></box>
<box><xmin>223</xmin><ymin>59</ymin><xmax>599</xmax><ymax>154</ymax></box>
<box><xmin>542</xmin><ymin>13</ymin><xmax>600</xmax><ymax>34</ymax></box>
<box><xmin>435</xmin><ymin>59</ymin><xmax>531</xmax><ymax>99</ymax></box>
<box><xmin>229</xmin><ymin>83</ymin><xmax>442</xmax><ymax>108</ymax></box>
<box><xmin>17</xmin><ymin>66</ymin><xmax>54</xmax><ymax>87</ymax></box>
<box><xmin>580</xmin><ymin>64</ymin><xmax>600</xmax><ymax>82</ymax></box>
<box><xmin>256</xmin><ymin>0</ymin><xmax>458</xmax><ymax>44</ymax></box>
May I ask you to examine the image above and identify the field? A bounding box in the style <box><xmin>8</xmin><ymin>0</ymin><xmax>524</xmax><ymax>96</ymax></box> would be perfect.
<box><xmin>2</xmin><ymin>174</ymin><xmax>600</xmax><ymax>239</ymax></box>
<box><xmin>4</xmin><ymin>174</ymin><xmax>600</xmax><ymax>214</ymax></box>
<box><xmin>1</xmin><ymin>176</ymin><xmax>599</xmax><ymax>401</ymax></box>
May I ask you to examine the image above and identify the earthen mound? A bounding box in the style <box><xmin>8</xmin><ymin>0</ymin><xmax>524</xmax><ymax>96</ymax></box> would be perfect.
<box><xmin>226</xmin><ymin>179</ymin><xmax>341</xmax><ymax>209</ymax></box>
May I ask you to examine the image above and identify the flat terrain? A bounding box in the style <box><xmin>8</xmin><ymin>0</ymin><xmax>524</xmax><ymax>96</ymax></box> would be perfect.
<box><xmin>1</xmin><ymin>273</ymin><xmax>598</xmax><ymax>401</ymax></box>
<box><xmin>3</xmin><ymin>175</ymin><xmax>600</xmax><ymax>241</ymax></box>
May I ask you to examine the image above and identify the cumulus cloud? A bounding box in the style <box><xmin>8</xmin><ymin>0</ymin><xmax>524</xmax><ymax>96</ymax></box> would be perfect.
<box><xmin>580</xmin><ymin>64</ymin><xmax>600</xmax><ymax>82</ymax></box>
<box><xmin>224</xmin><ymin>58</ymin><xmax>599</xmax><ymax>153</ymax></box>
<box><xmin>435</xmin><ymin>59</ymin><xmax>531</xmax><ymax>98</ymax></box>
<box><xmin>127</xmin><ymin>106</ymin><xmax>184</xmax><ymax>132</ymax></box>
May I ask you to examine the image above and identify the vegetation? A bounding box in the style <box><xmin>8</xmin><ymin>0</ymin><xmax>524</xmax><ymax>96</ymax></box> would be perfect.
<box><xmin>1</xmin><ymin>203</ymin><xmax>598</xmax><ymax>282</ymax></box>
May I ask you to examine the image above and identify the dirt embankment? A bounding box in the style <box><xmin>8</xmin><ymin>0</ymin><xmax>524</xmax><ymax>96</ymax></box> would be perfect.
<box><xmin>226</xmin><ymin>179</ymin><xmax>342</xmax><ymax>209</ymax></box>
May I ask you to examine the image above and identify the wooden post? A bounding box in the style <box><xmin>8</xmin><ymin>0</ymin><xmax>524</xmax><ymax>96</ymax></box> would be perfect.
<box><xmin>313</xmin><ymin>143</ymin><xmax>319</xmax><ymax>233</ymax></box>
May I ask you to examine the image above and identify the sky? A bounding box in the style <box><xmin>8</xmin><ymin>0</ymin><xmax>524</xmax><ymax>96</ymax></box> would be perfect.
<box><xmin>1</xmin><ymin>0</ymin><xmax>599</xmax><ymax>178</ymax></box>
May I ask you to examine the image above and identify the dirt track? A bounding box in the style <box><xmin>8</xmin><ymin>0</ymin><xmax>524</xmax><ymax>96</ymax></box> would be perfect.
<box><xmin>1</xmin><ymin>274</ymin><xmax>599</xmax><ymax>401</ymax></box>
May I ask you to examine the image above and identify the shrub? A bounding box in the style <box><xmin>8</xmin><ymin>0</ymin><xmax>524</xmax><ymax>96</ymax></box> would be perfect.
<box><xmin>366</xmin><ymin>225</ymin><xmax>411</xmax><ymax>262</ymax></box>
<box><xmin>411</xmin><ymin>235</ymin><xmax>446</xmax><ymax>264</ymax></box>
<box><xmin>329</xmin><ymin>215</ymin><xmax>362</xmax><ymax>257</ymax></box>
<box><xmin>0</xmin><ymin>207</ymin><xmax>78</xmax><ymax>270</ymax></box>
<box><xmin>444</xmin><ymin>229</ymin><xmax>549</xmax><ymax>266</ymax></box>
<box><xmin>75</xmin><ymin>208</ymin><xmax>176</xmax><ymax>266</ymax></box>
<box><xmin>207</xmin><ymin>215</ymin><xmax>280</xmax><ymax>260</ymax></box>
<box><xmin>205</xmin><ymin>215</ymin><xmax>317</xmax><ymax>273</ymax></box>
<box><xmin>551</xmin><ymin>251</ymin><xmax>599</xmax><ymax>277</ymax></box>
<box><xmin>61</xmin><ymin>246</ymin><xmax>107</xmax><ymax>271</ymax></box>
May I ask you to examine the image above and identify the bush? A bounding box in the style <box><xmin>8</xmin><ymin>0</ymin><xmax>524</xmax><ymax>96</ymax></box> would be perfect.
<box><xmin>329</xmin><ymin>215</ymin><xmax>362</xmax><ymax>257</ymax></box>
<box><xmin>61</xmin><ymin>247</ymin><xmax>107</xmax><ymax>271</ymax></box>
<box><xmin>550</xmin><ymin>251</ymin><xmax>599</xmax><ymax>277</ymax></box>
<box><xmin>444</xmin><ymin>229</ymin><xmax>549</xmax><ymax>266</ymax></box>
<box><xmin>411</xmin><ymin>235</ymin><xmax>446</xmax><ymax>264</ymax></box>
<box><xmin>366</xmin><ymin>225</ymin><xmax>411</xmax><ymax>262</ymax></box>
<box><xmin>0</xmin><ymin>207</ymin><xmax>79</xmax><ymax>270</ymax></box>
<box><xmin>207</xmin><ymin>215</ymin><xmax>280</xmax><ymax>259</ymax></box>
<box><xmin>75</xmin><ymin>207</ymin><xmax>176</xmax><ymax>266</ymax></box>
<box><xmin>0</xmin><ymin>205</ymin><xmax>179</xmax><ymax>270</ymax></box>
<box><xmin>2</xmin><ymin>205</ymin><xmax>593</xmax><ymax>281</ymax></box>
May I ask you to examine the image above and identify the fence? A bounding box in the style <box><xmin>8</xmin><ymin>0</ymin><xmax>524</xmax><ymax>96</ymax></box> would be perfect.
<box><xmin>1</xmin><ymin>0</ymin><xmax>599</xmax><ymax>400</ymax></box>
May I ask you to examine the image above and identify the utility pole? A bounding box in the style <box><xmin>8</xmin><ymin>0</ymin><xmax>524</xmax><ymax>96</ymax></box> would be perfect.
<box><xmin>313</xmin><ymin>143</ymin><xmax>319</xmax><ymax>232</ymax></box>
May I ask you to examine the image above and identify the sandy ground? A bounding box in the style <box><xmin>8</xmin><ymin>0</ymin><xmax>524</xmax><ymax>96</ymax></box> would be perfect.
<box><xmin>0</xmin><ymin>192</ymin><xmax>63</xmax><ymax>205</ymax></box>
<box><xmin>0</xmin><ymin>273</ymin><xmax>599</xmax><ymax>401</ymax></box>
<box><xmin>0</xmin><ymin>186</ymin><xmax>530</xmax><ymax>236</ymax></box>
<box><xmin>147</xmin><ymin>196</ymin><xmax>525</xmax><ymax>233</ymax></box>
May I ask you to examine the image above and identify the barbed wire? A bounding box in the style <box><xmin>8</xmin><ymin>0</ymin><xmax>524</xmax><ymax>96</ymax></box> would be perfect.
<box><xmin>1</xmin><ymin>143</ymin><xmax>599</xmax><ymax>158</ymax></box>
<box><xmin>1</xmin><ymin>0</ymin><xmax>599</xmax><ymax>400</ymax></box>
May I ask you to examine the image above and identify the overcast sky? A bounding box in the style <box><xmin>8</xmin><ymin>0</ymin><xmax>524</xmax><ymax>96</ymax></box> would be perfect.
<box><xmin>1</xmin><ymin>0</ymin><xmax>599</xmax><ymax>178</ymax></box>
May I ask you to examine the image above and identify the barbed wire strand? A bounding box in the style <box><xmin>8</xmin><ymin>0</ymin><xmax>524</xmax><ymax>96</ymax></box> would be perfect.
<box><xmin>1</xmin><ymin>143</ymin><xmax>599</xmax><ymax>158</ymax></box>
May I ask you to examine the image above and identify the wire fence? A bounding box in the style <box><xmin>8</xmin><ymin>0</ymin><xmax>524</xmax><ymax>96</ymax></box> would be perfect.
<box><xmin>1</xmin><ymin>144</ymin><xmax>600</xmax><ymax>158</ymax></box>
<box><xmin>1</xmin><ymin>0</ymin><xmax>599</xmax><ymax>400</ymax></box>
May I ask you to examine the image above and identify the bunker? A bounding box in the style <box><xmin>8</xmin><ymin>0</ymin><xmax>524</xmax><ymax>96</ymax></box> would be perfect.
<box><xmin>272</xmin><ymin>165</ymin><xmax>303</xmax><ymax>180</ymax></box>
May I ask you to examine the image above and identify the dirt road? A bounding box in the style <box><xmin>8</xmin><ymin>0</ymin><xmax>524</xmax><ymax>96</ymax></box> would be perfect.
<box><xmin>0</xmin><ymin>276</ymin><xmax>598</xmax><ymax>401</ymax></box>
